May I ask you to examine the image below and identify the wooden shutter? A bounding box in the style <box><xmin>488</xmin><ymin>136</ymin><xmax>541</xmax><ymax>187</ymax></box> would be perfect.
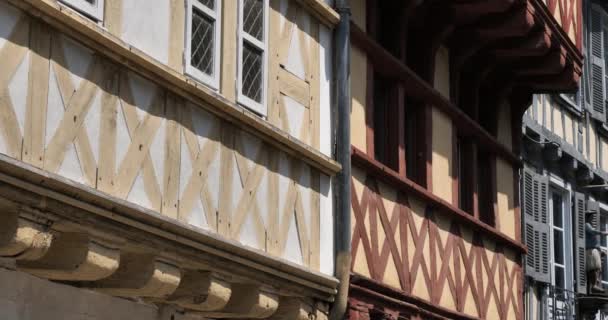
<box><xmin>590</xmin><ymin>4</ymin><xmax>606</xmax><ymax>121</ymax></box>
<box><xmin>522</xmin><ymin>167</ymin><xmax>551</xmax><ymax>283</ymax></box>
<box><xmin>574</xmin><ymin>192</ymin><xmax>587</xmax><ymax>294</ymax></box>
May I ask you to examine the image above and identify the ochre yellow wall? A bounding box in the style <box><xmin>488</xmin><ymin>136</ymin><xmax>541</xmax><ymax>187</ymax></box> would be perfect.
<box><xmin>351</xmin><ymin>45</ymin><xmax>367</xmax><ymax>152</ymax></box>
<box><xmin>431</xmin><ymin>47</ymin><xmax>454</xmax><ymax>204</ymax></box>
<box><xmin>350</xmin><ymin>0</ymin><xmax>367</xmax><ymax>152</ymax></box>
<box><xmin>351</xmin><ymin>0</ymin><xmax>366</xmax><ymax>31</ymax></box>
<box><xmin>496</xmin><ymin>158</ymin><xmax>516</xmax><ymax>238</ymax></box>
<box><xmin>350</xmin><ymin>166</ymin><xmax>522</xmax><ymax>318</ymax></box>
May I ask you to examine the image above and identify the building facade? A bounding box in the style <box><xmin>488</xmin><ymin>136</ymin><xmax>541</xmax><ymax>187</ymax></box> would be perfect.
<box><xmin>347</xmin><ymin>0</ymin><xmax>582</xmax><ymax>320</ymax></box>
<box><xmin>0</xmin><ymin>0</ymin><xmax>342</xmax><ymax>319</ymax></box>
<box><xmin>522</xmin><ymin>1</ymin><xmax>608</xmax><ymax>319</ymax></box>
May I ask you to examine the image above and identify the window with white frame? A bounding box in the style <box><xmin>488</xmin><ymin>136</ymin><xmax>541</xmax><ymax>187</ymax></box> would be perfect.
<box><xmin>546</xmin><ymin>187</ymin><xmax>575</xmax><ymax>320</ymax></box>
<box><xmin>186</xmin><ymin>0</ymin><xmax>222</xmax><ymax>89</ymax></box>
<box><xmin>238</xmin><ymin>0</ymin><xmax>268</xmax><ymax>115</ymax></box>
<box><xmin>551</xmin><ymin>190</ymin><xmax>567</xmax><ymax>289</ymax></box>
<box><xmin>60</xmin><ymin>0</ymin><xmax>104</xmax><ymax>21</ymax></box>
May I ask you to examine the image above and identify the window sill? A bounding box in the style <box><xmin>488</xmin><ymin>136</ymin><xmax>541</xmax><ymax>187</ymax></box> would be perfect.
<box><xmin>14</xmin><ymin>0</ymin><xmax>341</xmax><ymax>176</ymax></box>
<box><xmin>351</xmin><ymin>146</ymin><xmax>527</xmax><ymax>254</ymax></box>
<box><xmin>295</xmin><ymin>0</ymin><xmax>340</xmax><ymax>28</ymax></box>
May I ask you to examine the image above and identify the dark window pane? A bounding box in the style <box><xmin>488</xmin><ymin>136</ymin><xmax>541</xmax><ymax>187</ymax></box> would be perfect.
<box><xmin>244</xmin><ymin>0</ymin><xmax>264</xmax><ymax>40</ymax></box>
<box><xmin>602</xmin><ymin>216</ymin><xmax>607</xmax><ymax>247</ymax></box>
<box><xmin>191</xmin><ymin>8</ymin><xmax>215</xmax><ymax>75</ymax></box>
<box><xmin>373</xmin><ymin>74</ymin><xmax>398</xmax><ymax>171</ymax></box>
<box><xmin>603</xmin><ymin>254</ymin><xmax>608</xmax><ymax>282</ymax></box>
<box><xmin>552</xmin><ymin>193</ymin><xmax>563</xmax><ymax>228</ymax></box>
<box><xmin>477</xmin><ymin>152</ymin><xmax>495</xmax><ymax>226</ymax></box>
<box><xmin>553</xmin><ymin>230</ymin><xmax>564</xmax><ymax>265</ymax></box>
<box><xmin>242</xmin><ymin>42</ymin><xmax>263</xmax><ymax>103</ymax></box>
<box><xmin>405</xmin><ymin>111</ymin><xmax>419</xmax><ymax>182</ymax></box>
<box><xmin>197</xmin><ymin>0</ymin><xmax>214</xmax><ymax>9</ymax></box>
<box><xmin>555</xmin><ymin>266</ymin><xmax>565</xmax><ymax>289</ymax></box>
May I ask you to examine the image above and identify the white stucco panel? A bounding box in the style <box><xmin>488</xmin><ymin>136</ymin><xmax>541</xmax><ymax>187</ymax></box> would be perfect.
<box><xmin>121</xmin><ymin>0</ymin><xmax>170</xmax><ymax>65</ymax></box>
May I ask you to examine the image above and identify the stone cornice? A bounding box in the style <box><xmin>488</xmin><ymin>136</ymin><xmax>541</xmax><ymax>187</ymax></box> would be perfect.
<box><xmin>0</xmin><ymin>153</ymin><xmax>337</xmax><ymax>314</ymax></box>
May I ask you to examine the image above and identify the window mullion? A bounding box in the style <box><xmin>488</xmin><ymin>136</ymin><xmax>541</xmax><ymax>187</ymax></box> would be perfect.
<box><xmin>192</xmin><ymin>1</ymin><xmax>217</xmax><ymax>18</ymax></box>
<box><xmin>243</xmin><ymin>33</ymin><xmax>265</xmax><ymax>51</ymax></box>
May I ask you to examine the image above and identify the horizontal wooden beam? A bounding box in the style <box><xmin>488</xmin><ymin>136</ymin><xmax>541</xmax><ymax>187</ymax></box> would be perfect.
<box><xmin>529</xmin><ymin>0</ymin><xmax>583</xmax><ymax>57</ymax></box>
<box><xmin>351</xmin><ymin>147</ymin><xmax>527</xmax><ymax>254</ymax></box>
<box><xmin>350</xmin><ymin>22</ymin><xmax>522</xmax><ymax>168</ymax></box>
<box><xmin>295</xmin><ymin>0</ymin><xmax>340</xmax><ymax>28</ymax></box>
<box><xmin>9</xmin><ymin>0</ymin><xmax>340</xmax><ymax>176</ymax></box>
<box><xmin>350</xmin><ymin>277</ymin><xmax>480</xmax><ymax>320</ymax></box>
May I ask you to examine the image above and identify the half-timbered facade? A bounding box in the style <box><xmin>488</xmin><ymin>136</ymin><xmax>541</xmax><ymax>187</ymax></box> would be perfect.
<box><xmin>522</xmin><ymin>1</ymin><xmax>608</xmax><ymax>319</ymax></box>
<box><xmin>0</xmin><ymin>0</ymin><xmax>341</xmax><ymax>318</ymax></box>
<box><xmin>347</xmin><ymin>0</ymin><xmax>582</xmax><ymax>320</ymax></box>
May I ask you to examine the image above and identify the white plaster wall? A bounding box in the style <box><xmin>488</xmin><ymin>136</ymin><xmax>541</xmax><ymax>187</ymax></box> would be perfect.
<box><xmin>319</xmin><ymin>24</ymin><xmax>334</xmax><ymax>275</ymax></box>
<box><xmin>121</xmin><ymin>0</ymin><xmax>170</xmax><ymax>64</ymax></box>
<box><xmin>319</xmin><ymin>173</ymin><xmax>334</xmax><ymax>275</ymax></box>
<box><xmin>319</xmin><ymin>25</ymin><xmax>332</xmax><ymax>157</ymax></box>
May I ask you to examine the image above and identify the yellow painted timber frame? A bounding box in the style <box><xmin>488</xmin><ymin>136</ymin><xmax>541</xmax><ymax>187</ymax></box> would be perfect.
<box><xmin>10</xmin><ymin>0</ymin><xmax>341</xmax><ymax>177</ymax></box>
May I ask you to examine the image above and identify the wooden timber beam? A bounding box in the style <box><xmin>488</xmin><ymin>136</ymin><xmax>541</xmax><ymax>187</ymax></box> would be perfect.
<box><xmin>451</xmin><ymin>2</ymin><xmax>535</xmax><ymax>70</ymax></box>
<box><xmin>450</xmin><ymin>0</ymin><xmax>521</xmax><ymax>26</ymax></box>
<box><xmin>351</xmin><ymin>147</ymin><xmax>527</xmax><ymax>254</ymax></box>
<box><xmin>350</xmin><ymin>22</ymin><xmax>522</xmax><ymax>168</ymax></box>
<box><xmin>350</xmin><ymin>277</ymin><xmax>480</xmax><ymax>320</ymax></box>
<box><xmin>7</xmin><ymin>0</ymin><xmax>340</xmax><ymax>177</ymax></box>
<box><xmin>491</xmin><ymin>27</ymin><xmax>552</xmax><ymax>59</ymax></box>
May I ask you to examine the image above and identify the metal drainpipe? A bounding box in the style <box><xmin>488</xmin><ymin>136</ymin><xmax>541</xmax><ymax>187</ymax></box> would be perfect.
<box><xmin>330</xmin><ymin>1</ymin><xmax>351</xmax><ymax>320</ymax></box>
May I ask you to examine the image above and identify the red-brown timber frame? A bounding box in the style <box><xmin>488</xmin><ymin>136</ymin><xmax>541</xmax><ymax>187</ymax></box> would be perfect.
<box><xmin>349</xmin><ymin>153</ymin><xmax>523</xmax><ymax>319</ymax></box>
<box><xmin>351</xmin><ymin>147</ymin><xmax>526</xmax><ymax>254</ymax></box>
<box><xmin>348</xmin><ymin>0</ymin><xmax>582</xmax><ymax>319</ymax></box>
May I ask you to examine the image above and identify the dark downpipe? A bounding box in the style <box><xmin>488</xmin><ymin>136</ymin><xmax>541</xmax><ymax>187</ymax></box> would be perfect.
<box><xmin>330</xmin><ymin>1</ymin><xmax>351</xmax><ymax>320</ymax></box>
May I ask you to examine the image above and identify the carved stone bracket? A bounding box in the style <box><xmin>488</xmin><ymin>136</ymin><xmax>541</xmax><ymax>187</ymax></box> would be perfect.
<box><xmin>0</xmin><ymin>209</ymin><xmax>331</xmax><ymax>320</ymax></box>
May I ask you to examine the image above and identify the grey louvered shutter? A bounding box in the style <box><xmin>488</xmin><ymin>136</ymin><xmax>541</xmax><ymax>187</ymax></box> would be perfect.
<box><xmin>523</xmin><ymin>168</ymin><xmax>536</xmax><ymax>279</ymax></box>
<box><xmin>574</xmin><ymin>192</ymin><xmax>587</xmax><ymax>294</ymax></box>
<box><xmin>536</xmin><ymin>172</ymin><xmax>550</xmax><ymax>283</ymax></box>
<box><xmin>590</xmin><ymin>4</ymin><xmax>606</xmax><ymax>121</ymax></box>
<box><xmin>522</xmin><ymin>167</ymin><xmax>551</xmax><ymax>283</ymax></box>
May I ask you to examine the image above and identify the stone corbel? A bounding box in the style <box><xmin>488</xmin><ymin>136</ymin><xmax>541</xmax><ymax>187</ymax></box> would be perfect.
<box><xmin>542</xmin><ymin>142</ymin><xmax>562</xmax><ymax>162</ymax></box>
<box><xmin>17</xmin><ymin>232</ymin><xmax>120</xmax><ymax>281</ymax></box>
<box><xmin>90</xmin><ymin>252</ymin><xmax>181</xmax><ymax>298</ymax></box>
<box><xmin>560</xmin><ymin>155</ymin><xmax>578</xmax><ymax>178</ymax></box>
<box><xmin>167</xmin><ymin>270</ymin><xmax>231</xmax><ymax>311</ymax></box>
<box><xmin>267</xmin><ymin>297</ymin><xmax>313</xmax><ymax>320</ymax></box>
<box><xmin>17</xmin><ymin>231</ymin><xmax>121</xmax><ymax>281</ymax></box>
<box><xmin>192</xmin><ymin>284</ymin><xmax>279</xmax><ymax>318</ymax></box>
<box><xmin>0</xmin><ymin>212</ymin><xmax>52</xmax><ymax>260</ymax></box>
<box><xmin>577</xmin><ymin>165</ymin><xmax>594</xmax><ymax>186</ymax></box>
